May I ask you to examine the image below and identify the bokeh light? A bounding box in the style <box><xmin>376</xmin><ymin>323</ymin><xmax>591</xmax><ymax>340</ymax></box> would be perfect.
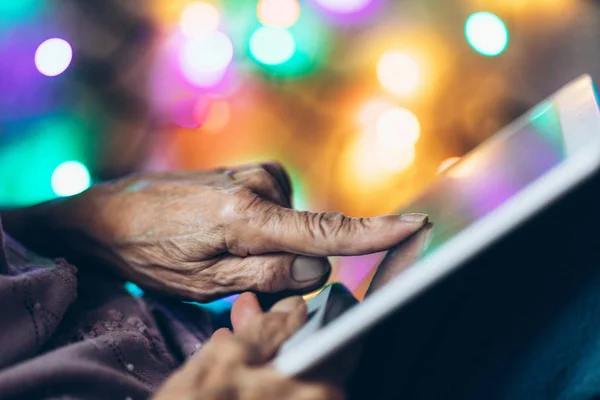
<box><xmin>35</xmin><ymin>38</ymin><xmax>73</xmax><ymax>77</ymax></box>
<box><xmin>124</xmin><ymin>282</ymin><xmax>144</xmax><ymax>297</ymax></box>
<box><xmin>313</xmin><ymin>0</ymin><xmax>372</xmax><ymax>14</ymax></box>
<box><xmin>347</xmin><ymin>132</ymin><xmax>415</xmax><ymax>187</ymax></box>
<box><xmin>438</xmin><ymin>156</ymin><xmax>461</xmax><ymax>174</ymax></box>
<box><xmin>465</xmin><ymin>11</ymin><xmax>509</xmax><ymax>56</ymax></box>
<box><xmin>51</xmin><ymin>161</ymin><xmax>91</xmax><ymax>197</ymax></box>
<box><xmin>358</xmin><ymin>98</ymin><xmax>394</xmax><ymax>128</ymax></box>
<box><xmin>180</xmin><ymin>1</ymin><xmax>220</xmax><ymax>38</ymax></box>
<box><xmin>377</xmin><ymin>145</ymin><xmax>416</xmax><ymax>172</ymax></box>
<box><xmin>353</xmin><ymin>101</ymin><xmax>419</xmax><ymax>177</ymax></box>
<box><xmin>179</xmin><ymin>30</ymin><xmax>234</xmax><ymax>87</ymax></box>
<box><xmin>202</xmin><ymin>99</ymin><xmax>231</xmax><ymax>132</ymax></box>
<box><xmin>376</xmin><ymin>107</ymin><xmax>421</xmax><ymax>150</ymax></box>
<box><xmin>257</xmin><ymin>0</ymin><xmax>301</xmax><ymax>28</ymax></box>
<box><xmin>0</xmin><ymin>0</ymin><xmax>42</xmax><ymax>26</ymax></box>
<box><xmin>249</xmin><ymin>26</ymin><xmax>296</xmax><ymax>65</ymax></box>
<box><xmin>377</xmin><ymin>51</ymin><xmax>421</xmax><ymax>97</ymax></box>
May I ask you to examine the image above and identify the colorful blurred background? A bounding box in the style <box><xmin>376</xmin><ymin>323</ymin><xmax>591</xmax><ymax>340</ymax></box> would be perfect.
<box><xmin>0</xmin><ymin>0</ymin><xmax>596</xmax><ymax>305</ymax></box>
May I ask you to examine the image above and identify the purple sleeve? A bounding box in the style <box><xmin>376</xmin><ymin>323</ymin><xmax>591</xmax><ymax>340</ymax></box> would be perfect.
<box><xmin>0</xmin><ymin>219</ymin><xmax>78</xmax><ymax>370</ymax></box>
<box><xmin>0</xmin><ymin>217</ymin><xmax>213</xmax><ymax>399</ymax></box>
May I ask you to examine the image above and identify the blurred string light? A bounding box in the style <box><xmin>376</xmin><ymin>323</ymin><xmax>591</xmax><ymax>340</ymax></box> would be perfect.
<box><xmin>51</xmin><ymin>161</ymin><xmax>91</xmax><ymax>197</ymax></box>
<box><xmin>375</xmin><ymin>107</ymin><xmax>420</xmax><ymax>172</ymax></box>
<box><xmin>35</xmin><ymin>38</ymin><xmax>73</xmax><ymax>77</ymax></box>
<box><xmin>348</xmin><ymin>99</ymin><xmax>420</xmax><ymax>184</ymax></box>
<box><xmin>313</xmin><ymin>0</ymin><xmax>372</xmax><ymax>14</ymax></box>
<box><xmin>173</xmin><ymin>97</ymin><xmax>205</xmax><ymax>128</ymax></box>
<box><xmin>0</xmin><ymin>115</ymin><xmax>93</xmax><ymax>206</ymax></box>
<box><xmin>249</xmin><ymin>26</ymin><xmax>296</xmax><ymax>65</ymax></box>
<box><xmin>376</xmin><ymin>107</ymin><xmax>421</xmax><ymax>150</ymax></box>
<box><xmin>180</xmin><ymin>1</ymin><xmax>220</xmax><ymax>38</ymax></box>
<box><xmin>247</xmin><ymin>5</ymin><xmax>329</xmax><ymax>76</ymax></box>
<box><xmin>201</xmin><ymin>99</ymin><xmax>231</xmax><ymax>132</ymax></box>
<box><xmin>438</xmin><ymin>156</ymin><xmax>461</xmax><ymax>174</ymax></box>
<box><xmin>377</xmin><ymin>145</ymin><xmax>416</xmax><ymax>172</ymax></box>
<box><xmin>377</xmin><ymin>51</ymin><xmax>421</xmax><ymax>97</ymax></box>
<box><xmin>347</xmin><ymin>134</ymin><xmax>415</xmax><ymax>187</ymax></box>
<box><xmin>0</xmin><ymin>0</ymin><xmax>42</xmax><ymax>26</ymax></box>
<box><xmin>358</xmin><ymin>98</ymin><xmax>394</xmax><ymax>128</ymax></box>
<box><xmin>465</xmin><ymin>12</ymin><xmax>509</xmax><ymax>56</ymax></box>
<box><xmin>124</xmin><ymin>282</ymin><xmax>144</xmax><ymax>297</ymax></box>
<box><xmin>179</xmin><ymin>30</ymin><xmax>234</xmax><ymax>87</ymax></box>
<box><xmin>257</xmin><ymin>0</ymin><xmax>301</xmax><ymax>28</ymax></box>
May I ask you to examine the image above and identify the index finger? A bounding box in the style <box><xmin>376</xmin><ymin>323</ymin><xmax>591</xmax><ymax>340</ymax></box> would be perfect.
<box><xmin>233</xmin><ymin>199</ymin><xmax>429</xmax><ymax>257</ymax></box>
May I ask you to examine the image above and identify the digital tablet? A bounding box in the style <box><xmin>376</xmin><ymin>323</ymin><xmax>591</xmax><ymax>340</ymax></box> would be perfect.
<box><xmin>274</xmin><ymin>75</ymin><xmax>600</xmax><ymax>376</ymax></box>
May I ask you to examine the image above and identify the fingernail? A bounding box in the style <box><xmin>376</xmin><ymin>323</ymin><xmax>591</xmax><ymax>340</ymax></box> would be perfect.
<box><xmin>271</xmin><ymin>296</ymin><xmax>304</xmax><ymax>313</ymax></box>
<box><xmin>291</xmin><ymin>256</ymin><xmax>330</xmax><ymax>283</ymax></box>
<box><xmin>400</xmin><ymin>213</ymin><xmax>428</xmax><ymax>223</ymax></box>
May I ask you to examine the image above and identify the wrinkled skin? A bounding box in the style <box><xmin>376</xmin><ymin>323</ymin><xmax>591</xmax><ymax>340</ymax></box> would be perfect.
<box><xmin>153</xmin><ymin>293</ymin><xmax>346</xmax><ymax>400</ymax></box>
<box><xmin>3</xmin><ymin>162</ymin><xmax>428</xmax><ymax>302</ymax></box>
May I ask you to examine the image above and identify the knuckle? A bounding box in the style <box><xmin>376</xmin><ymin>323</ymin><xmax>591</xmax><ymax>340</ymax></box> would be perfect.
<box><xmin>310</xmin><ymin>212</ymin><xmax>347</xmax><ymax>237</ymax></box>
<box><xmin>251</xmin><ymin>168</ymin><xmax>283</xmax><ymax>202</ymax></box>
<box><xmin>231</xmin><ymin>189</ymin><xmax>263</xmax><ymax>215</ymax></box>
<box><xmin>254</xmin><ymin>167</ymin><xmax>278</xmax><ymax>186</ymax></box>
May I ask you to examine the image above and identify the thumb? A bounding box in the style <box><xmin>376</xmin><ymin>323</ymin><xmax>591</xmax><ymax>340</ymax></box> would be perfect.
<box><xmin>236</xmin><ymin>296</ymin><xmax>308</xmax><ymax>364</ymax></box>
<box><xmin>233</xmin><ymin>199</ymin><xmax>428</xmax><ymax>256</ymax></box>
<box><xmin>213</xmin><ymin>253</ymin><xmax>331</xmax><ymax>295</ymax></box>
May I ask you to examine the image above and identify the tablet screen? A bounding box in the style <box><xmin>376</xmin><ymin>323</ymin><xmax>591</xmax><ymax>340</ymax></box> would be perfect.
<box><xmin>363</xmin><ymin>100</ymin><xmax>567</xmax><ymax>296</ymax></box>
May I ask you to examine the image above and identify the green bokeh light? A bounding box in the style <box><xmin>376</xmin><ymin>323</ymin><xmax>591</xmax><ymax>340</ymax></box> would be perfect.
<box><xmin>0</xmin><ymin>115</ymin><xmax>94</xmax><ymax>207</ymax></box>
<box><xmin>465</xmin><ymin>12</ymin><xmax>509</xmax><ymax>57</ymax></box>
<box><xmin>247</xmin><ymin>6</ymin><xmax>330</xmax><ymax>77</ymax></box>
<box><xmin>249</xmin><ymin>26</ymin><xmax>296</xmax><ymax>66</ymax></box>
<box><xmin>0</xmin><ymin>0</ymin><xmax>43</xmax><ymax>28</ymax></box>
<box><xmin>124</xmin><ymin>282</ymin><xmax>144</xmax><ymax>297</ymax></box>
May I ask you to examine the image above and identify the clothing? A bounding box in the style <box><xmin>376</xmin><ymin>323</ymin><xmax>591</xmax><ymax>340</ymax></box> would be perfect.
<box><xmin>0</xmin><ymin>218</ymin><xmax>214</xmax><ymax>400</ymax></box>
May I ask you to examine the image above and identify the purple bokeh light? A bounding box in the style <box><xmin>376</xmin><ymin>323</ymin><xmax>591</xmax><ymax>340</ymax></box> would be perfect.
<box><xmin>308</xmin><ymin>0</ymin><xmax>383</xmax><ymax>25</ymax></box>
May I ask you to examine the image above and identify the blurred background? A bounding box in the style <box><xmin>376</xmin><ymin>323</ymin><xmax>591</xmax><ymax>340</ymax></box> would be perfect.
<box><xmin>0</xmin><ymin>0</ymin><xmax>596</xmax><ymax>303</ymax></box>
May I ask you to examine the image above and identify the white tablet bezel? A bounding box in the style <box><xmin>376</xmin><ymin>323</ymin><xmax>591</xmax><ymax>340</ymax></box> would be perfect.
<box><xmin>274</xmin><ymin>75</ymin><xmax>600</xmax><ymax>377</ymax></box>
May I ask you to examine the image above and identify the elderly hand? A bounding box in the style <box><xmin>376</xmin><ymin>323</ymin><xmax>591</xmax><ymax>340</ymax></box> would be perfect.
<box><xmin>4</xmin><ymin>163</ymin><xmax>427</xmax><ymax>301</ymax></box>
<box><xmin>153</xmin><ymin>293</ymin><xmax>345</xmax><ymax>400</ymax></box>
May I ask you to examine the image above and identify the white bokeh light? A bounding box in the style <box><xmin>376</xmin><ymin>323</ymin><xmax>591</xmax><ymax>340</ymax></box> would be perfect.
<box><xmin>377</xmin><ymin>51</ymin><xmax>421</xmax><ymax>97</ymax></box>
<box><xmin>180</xmin><ymin>2</ymin><xmax>220</xmax><ymax>38</ymax></box>
<box><xmin>376</xmin><ymin>107</ymin><xmax>421</xmax><ymax>150</ymax></box>
<box><xmin>51</xmin><ymin>161</ymin><xmax>91</xmax><ymax>197</ymax></box>
<box><xmin>179</xmin><ymin>31</ymin><xmax>234</xmax><ymax>87</ymax></box>
<box><xmin>35</xmin><ymin>38</ymin><xmax>73</xmax><ymax>77</ymax></box>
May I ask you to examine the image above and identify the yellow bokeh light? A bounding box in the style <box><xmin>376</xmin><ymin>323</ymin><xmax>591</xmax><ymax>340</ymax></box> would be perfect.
<box><xmin>377</xmin><ymin>145</ymin><xmax>416</xmax><ymax>173</ymax></box>
<box><xmin>466</xmin><ymin>0</ymin><xmax>571</xmax><ymax>14</ymax></box>
<box><xmin>180</xmin><ymin>2</ymin><xmax>220</xmax><ymax>38</ymax></box>
<box><xmin>437</xmin><ymin>156</ymin><xmax>461</xmax><ymax>174</ymax></box>
<box><xmin>357</xmin><ymin>98</ymin><xmax>394</xmax><ymax>129</ymax></box>
<box><xmin>376</xmin><ymin>107</ymin><xmax>421</xmax><ymax>150</ymax></box>
<box><xmin>257</xmin><ymin>0</ymin><xmax>301</xmax><ymax>28</ymax></box>
<box><xmin>347</xmin><ymin>131</ymin><xmax>416</xmax><ymax>187</ymax></box>
<box><xmin>377</xmin><ymin>51</ymin><xmax>421</xmax><ymax>97</ymax></box>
